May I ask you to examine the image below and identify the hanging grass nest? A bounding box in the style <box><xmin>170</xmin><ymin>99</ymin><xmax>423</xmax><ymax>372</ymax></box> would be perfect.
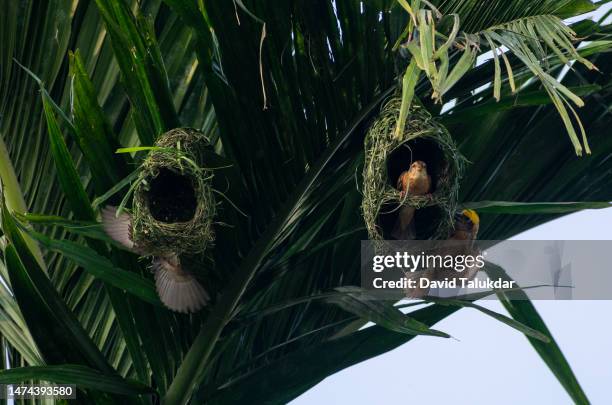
<box><xmin>362</xmin><ymin>96</ymin><xmax>465</xmax><ymax>243</ymax></box>
<box><xmin>132</xmin><ymin>128</ymin><xmax>216</xmax><ymax>257</ymax></box>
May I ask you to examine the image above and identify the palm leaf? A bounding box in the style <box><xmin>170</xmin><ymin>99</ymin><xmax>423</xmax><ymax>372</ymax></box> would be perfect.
<box><xmin>394</xmin><ymin>1</ymin><xmax>599</xmax><ymax>154</ymax></box>
<box><xmin>0</xmin><ymin>1</ymin><xmax>611</xmax><ymax>403</ymax></box>
<box><xmin>485</xmin><ymin>264</ymin><xmax>589</xmax><ymax>404</ymax></box>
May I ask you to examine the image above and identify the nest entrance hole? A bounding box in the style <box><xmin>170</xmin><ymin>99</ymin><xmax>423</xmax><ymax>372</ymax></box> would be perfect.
<box><xmin>377</xmin><ymin>203</ymin><xmax>446</xmax><ymax>240</ymax></box>
<box><xmin>146</xmin><ymin>168</ymin><xmax>197</xmax><ymax>223</ymax></box>
<box><xmin>386</xmin><ymin>138</ymin><xmax>447</xmax><ymax>192</ymax></box>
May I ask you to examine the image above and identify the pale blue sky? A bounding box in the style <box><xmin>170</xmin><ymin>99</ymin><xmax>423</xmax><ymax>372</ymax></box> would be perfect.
<box><xmin>292</xmin><ymin>208</ymin><xmax>612</xmax><ymax>405</ymax></box>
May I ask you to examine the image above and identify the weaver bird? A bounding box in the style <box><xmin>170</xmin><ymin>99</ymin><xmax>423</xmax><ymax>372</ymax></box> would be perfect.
<box><xmin>436</xmin><ymin>208</ymin><xmax>481</xmax><ymax>285</ymax></box>
<box><xmin>404</xmin><ymin>209</ymin><xmax>481</xmax><ymax>299</ymax></box>
<box><xmin>450</xmin><ymin>209</ymin><xmax>480</xmax><ymax>242</ymax></box>
<box><xmin>101</xmin><ymin>206</ymin><xmax>209</xmax><ymax>313</ymax></box>
<box><xmin>391</xmin><ymin>160</ymin><xmax>431</xmax><ymax>240</ymax></box>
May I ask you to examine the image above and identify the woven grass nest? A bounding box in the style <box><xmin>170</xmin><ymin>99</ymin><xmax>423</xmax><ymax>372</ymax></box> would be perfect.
<box><xmin>362</xmin><ymin>96</ymin><xmax>465</xmax><ymax>243</ymax></box>
<box><xmin>132</xmin><ymin>128</ymin><xmax>216</xmax><ymax>257</ymax></box>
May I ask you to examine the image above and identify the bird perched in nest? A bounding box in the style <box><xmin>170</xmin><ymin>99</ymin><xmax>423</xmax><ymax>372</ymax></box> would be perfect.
<box><xmin>404</xmin><ymin>209</ymin><xmax>480</xmax><ymax>299</ymax></box>
<box><xmin>391</xmin><ymin>160</ymin><xmax>432</xmax><ymax>240</ymax></box>
<box><xmin>101</xmin><ymin>206</ymin><xmax>209</xmax><ymax>313</ymax></box>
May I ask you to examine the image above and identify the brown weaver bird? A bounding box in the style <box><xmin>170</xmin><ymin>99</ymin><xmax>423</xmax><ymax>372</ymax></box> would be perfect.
<box><xmin>404</xmin><ymin>209</ymin><xmax>481</xmax><ymax>299</ymax></box>
<box><xmin>101</xmin><ymin>206</ymin><xmax>209</xmax><ymax>313</ymax></box>
<box><xmin>391</xmin><ymin>160</ymin><xmax>431</xmax><ymax>240</ymax></box>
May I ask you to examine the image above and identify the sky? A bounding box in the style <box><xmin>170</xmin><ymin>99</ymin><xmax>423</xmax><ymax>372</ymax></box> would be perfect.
<box><xmin>291</xmin><ymin>208</ymin><xmax>612</xmax><ymax>405</ymax></box>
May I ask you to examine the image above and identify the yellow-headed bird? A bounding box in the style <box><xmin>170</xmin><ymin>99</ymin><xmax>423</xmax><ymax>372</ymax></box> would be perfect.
<box><xmin>450</xmin><ymin>209</ymin><xmax>480</xmax><ymax>245</ymax></box>
<box><xmin>436</xmin><ymin>208</ymin><xmax>481</xmax><ymax>286</ymax></box>
<box><xmin>404</xmin><ymin>209</ymin><xmax>481</xmax><ymax>299</ymax></box>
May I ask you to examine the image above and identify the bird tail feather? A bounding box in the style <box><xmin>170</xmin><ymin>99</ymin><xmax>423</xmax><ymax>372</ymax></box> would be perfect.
<box><xmin>391</xmin><ymin>206</ymin><xmax>416</xmax><ymax>240</ymax></box>
<box><xmin>153</xmin><ymin>258</ymin><xmax>209</xmax><ymax>313</ymax></box>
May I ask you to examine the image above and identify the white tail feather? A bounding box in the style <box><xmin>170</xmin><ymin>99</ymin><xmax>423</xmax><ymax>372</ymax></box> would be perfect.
<box><xmin>101</xmin><ymin>206</ymin><xmax>135</xmax><ymax>251</ymax></box>
<box><xmin>153</xmin><ymin>256</ymin><xmax>209</xmax><ymax>313</ymax></box>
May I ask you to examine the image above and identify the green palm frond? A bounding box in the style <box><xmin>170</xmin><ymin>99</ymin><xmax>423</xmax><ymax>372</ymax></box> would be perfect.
<box><xmin>482</xmin><ymin>15</ymin><xmax>595</xmax><ymax>155</ymax></box>
<box><xmin>394</xmin><ymin>1</ymin><xmax>598</xmax><ymax>155</ymax></box>
<box><xmin>436</xmin><ymin>0</ymin><xmax>599</xmax><ymax>31</ymax></box>
<box><xmin>0</xmin><ymin>0</ymin><xmax>611</xmax><ymax>403</ymax></box>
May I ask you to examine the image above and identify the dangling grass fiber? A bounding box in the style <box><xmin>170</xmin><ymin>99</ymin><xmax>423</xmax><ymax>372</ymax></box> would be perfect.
<box><xmin>132</xmin><ymin>128</ymin><xmax>216</xmax><ymax>256</ymax></box>
<box><xmin>362</xmin><ymin>95</ymin><xmax>465</xmax><ymax>244</ymax></box>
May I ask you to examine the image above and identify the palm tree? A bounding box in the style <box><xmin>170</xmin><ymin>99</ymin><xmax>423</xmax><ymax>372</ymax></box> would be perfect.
<box><xmin>0</xmin><ymin>0</ymin><xmax>611</xmax><ymax>403</ymax></box>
